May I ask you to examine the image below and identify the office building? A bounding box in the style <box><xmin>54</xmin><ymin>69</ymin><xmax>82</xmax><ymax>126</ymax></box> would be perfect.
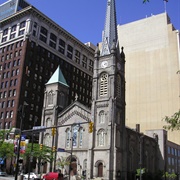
<box><xmin>118</xmin><ymin>13</ymin><xmax>180</xmax><ymax>144</ymax></box>
<box><xmin>0</xmin><ymin>2</ymin><xmax>95</xmax><ymax>131</ymax></box>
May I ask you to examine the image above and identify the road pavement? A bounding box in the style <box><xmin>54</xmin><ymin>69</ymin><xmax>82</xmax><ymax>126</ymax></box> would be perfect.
<box><xmin>0</xmin><ymin>176</ymin><xmax>14</xmax><ymax>180</ymax></box>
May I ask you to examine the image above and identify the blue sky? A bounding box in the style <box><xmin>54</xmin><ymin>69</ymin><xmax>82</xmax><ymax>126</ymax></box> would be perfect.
<box><xmin>1</xmin><ymin>0</ymin><xmax>180</xmax><ymax>45</ymax></box>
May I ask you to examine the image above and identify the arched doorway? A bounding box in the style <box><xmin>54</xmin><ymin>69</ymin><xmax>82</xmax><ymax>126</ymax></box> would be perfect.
<box><xmin>98</xmin><ymin>163</ymin><xmax>103</xmax><ymax>177</ymax></box>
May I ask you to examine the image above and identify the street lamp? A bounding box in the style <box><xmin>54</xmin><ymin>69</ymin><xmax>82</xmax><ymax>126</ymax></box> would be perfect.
<box><xmin>15</xmin><ymin>101</ymin><xmax>28</xmax><ymax>180</ymax></box>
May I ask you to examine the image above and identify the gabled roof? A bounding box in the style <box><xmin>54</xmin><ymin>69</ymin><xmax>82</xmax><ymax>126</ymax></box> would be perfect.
<box><xmin>46</xmin><ymin>66</ymin><xmax>69</xmax><ymax>87</ymax></box>
<box><xmin>58</xmin><ymin>100</ymin><xmax>91</xmax><ymax>125</ymax></box>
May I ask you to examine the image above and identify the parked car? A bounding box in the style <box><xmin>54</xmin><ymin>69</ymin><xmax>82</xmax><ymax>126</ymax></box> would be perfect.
<box><xmin>24</xmin><ymin>172</ymin><xmax>37</xmax><ymax>179</ymax></box>
<box><xmin>0</xmin><ymin>171</ymin><xmax>6</xmax><ymax>176</ymax></box>
<box><xmin>42</xmin><ymin>172</ymin><xmax>59</xmax><ymax>180</ymax></box>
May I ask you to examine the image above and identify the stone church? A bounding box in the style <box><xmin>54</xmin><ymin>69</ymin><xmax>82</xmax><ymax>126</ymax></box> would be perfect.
<box><xmin>39</xmin><ymin>0</ymin><xmax>158</xmax><ymax>179</ymax></box>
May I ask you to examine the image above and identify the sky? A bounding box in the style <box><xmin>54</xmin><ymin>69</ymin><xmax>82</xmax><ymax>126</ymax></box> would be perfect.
<box><xmin>0</xmin><ymin>0</ymin><xmax>180</xmax><ymax>45</ymax></box>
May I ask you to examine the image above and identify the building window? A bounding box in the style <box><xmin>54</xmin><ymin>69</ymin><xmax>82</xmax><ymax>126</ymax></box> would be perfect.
<box><xmin>79</xmin><ymin>128</ymin><xmax>83</xmax><ymax>147</ymax></box>
<box><xmin>116</xmin><ymin>74</ymin><xmax>121</xmax><ymax>97</ymax></box>
<box><xmin>100</xmin><ymin>73</ymin><xmax>108</xmax><ymax>96</ymax></box>
<box><xmin>5</xmin><ymin>111</ymin><xmax>9</xmax><ymax>118</ymax></box>
<box><xmin>5</xmin><ymin>122</ymin><xmax>8</xmax><ymax>129</ymax></box>
<box><xmin>82</xmin><ymin>55</ymin><xmax>87</xmax><ymax>68</ymax></box>
<box><xmin>98</xmin><ymin>129</ymin><xmax>106</xmax><ymax>146</ymax></box>
<box><xmin>11</xmin><ymin>25</ymin><xmax>17</xmax><ymax>32</ymax></box>
<box><xmin>58</xmin><ymin>39</ymin><xmax>65</xmax><ymax>54</ymax></box>
<box><xmin>20</xmin><ymin>21</ymin><xmax>26</xmax><ymax>28</ymax></box>
<box><xmin>66</xmin><ymin>128</ymin><xmax>71</xmax><ymax>148</ymax></box>
<box><xmin>0</xmin><ymin>112</ymin><xmax>4</xmax><ymax>119</ymax></box>
<box><xmin>59</xmin><ymin>92</ymin><xmax>65</xmax><ymax>108</ymax></box>
<box><xmin>75</xmin><ymin>50</ymin><xmax>80</xmax><ymax>64</ymax></box>
<box><xmin>11</xmin><ymin>100</ymin><xmax>15</xmax><ymax>107</ymax></box>
<box><xmin>19</xmin><ymin>30</ymin><xmax>25</xmax><ymax>36</ymax></box>
<box><xmin>67</xmin><ymin>45</ymin><xmax>73</xmax><ymax>59</ymax></box>
<box><xmin>13</xmin><ymin>89</ymin><xmax>16</xmax><ymax>96</ymax></box>
<box><xmin>50</xmin><ymin>33</ymin><xmax>57</xmax><ymax>42</ymax></box>
<box><xmin>48</xmin><ymin>91</ymin><xmax>54</xmax><ymax>105</ymax></box>
<box><xmin>3</xmin><ymin>28</ymin><xmax>8</xmax><ymax>35</ymax></box>
<box><xmin>99</xmin><ymin>111</ymin><xmax>105</xmax><ymax>124</ymax></box>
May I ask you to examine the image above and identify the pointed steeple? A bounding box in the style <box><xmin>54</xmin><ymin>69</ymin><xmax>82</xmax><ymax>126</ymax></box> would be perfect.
<box><xmin>101</xmin><ymin>0</ymin><xmax>117</xmax><ymax>56</ymax></box>
<box><xmin>46</xmin><ymin>66</ymin><xmax>69</xmax><ymax>87</ymax></box>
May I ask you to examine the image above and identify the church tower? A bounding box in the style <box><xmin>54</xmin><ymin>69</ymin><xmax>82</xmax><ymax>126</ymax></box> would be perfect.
<box><xmin>40</xmin><ymin>66</ymin><xmax>69</xmax><ymax>171</ymax></box>
<box><xmin>89</xmin><ymin>0</ymin><xmax>126</xmax><ymax>179</ymax></box>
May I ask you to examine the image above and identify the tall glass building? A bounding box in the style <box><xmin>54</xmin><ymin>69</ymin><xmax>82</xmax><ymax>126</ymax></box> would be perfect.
<box><xmin>0</xmin><ymin>0</ymin><xmax>29</xmax><ymax>21</ymax></box>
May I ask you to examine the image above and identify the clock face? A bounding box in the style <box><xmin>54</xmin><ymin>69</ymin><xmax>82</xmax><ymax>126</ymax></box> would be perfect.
<box><xmin>101</xmin><ymin>61</ymin><xmax>108</xmax><ymax>68</ymax></box>
<box><xmin>117</xmin><ymin>62</ymin><xmax>121</xmax><ymax>70</ymax></box>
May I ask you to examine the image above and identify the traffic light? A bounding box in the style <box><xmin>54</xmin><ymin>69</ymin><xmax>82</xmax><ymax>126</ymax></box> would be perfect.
<box><xmin>52</xmin><ymin>146</ymin><xmax>56</xmax><ymax>152</ymax></box>
<box><xmin>88</xmin><ymin>121</ymin><xmax>94</xmax><ymax>133</ymax></box>
<box><xmin>52</xmin><ymin>127</ymin><xmax>56</xmax><ymax>136</ymax></box>
<box><xmin>40</xmin><ymin>144</ymin><xmax>43</xmax><ymax>150</ymax></box>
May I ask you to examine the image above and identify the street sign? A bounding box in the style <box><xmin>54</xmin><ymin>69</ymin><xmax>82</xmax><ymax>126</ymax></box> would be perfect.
<box><xmin>32</xmin><ymin>126</ymin><xmax>46</xmax><ymax>132</ymax></box>
<box><xmin>57</xmin><ymin>148</ymin><xmax>65</xmax><ymax>152</ymax></box>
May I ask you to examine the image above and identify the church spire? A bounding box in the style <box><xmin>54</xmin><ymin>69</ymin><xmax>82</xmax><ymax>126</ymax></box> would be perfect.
<box><xmin>101</xmin><ymin>0</ymin><xmax>117</xmax><ymax>56</ymax></box>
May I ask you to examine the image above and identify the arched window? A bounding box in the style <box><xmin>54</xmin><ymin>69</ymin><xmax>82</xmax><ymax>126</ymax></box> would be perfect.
<box><xmin>44</xmin><ymin>133</ymin><xmax>51</xmax><ymax>146</ymax></box>
<box><xmin>48</xmin><ymin>91</ymin><xmax>54</xmax><ymax>105</ymax></box>
<box><xmin>46</xmin><ymin>118</ymin><xmax>51</xmax><ymax>127</ymax></box>
<box><xmin>99</xmin><ymin>111</ymin><xmax>105</xmax><ymax>123</ymax></box>
<box><xmin>79</xmin><ymin>128</ymin><xmax>83</xmax><ymax>147</ymax></box>
<box><xmin>98</xmin><ymin>129</ymin><xmax>106</xmax><ymax>146</ymax></box>
<box><xmin>72</xmin><ymin>125</ymin><xmax>80</xmax><ymax>147</ymax></box>
<box><xmin>59</xmin><ymin>92</ymin><xmax>65</xmax><ymax>107</ymax></box>
<box><xmin>66</xmin><ymin>128</ymin><xmax>71</xmax><ymax>148</ymax></box>
<box><xmin>116</xmin><ymin>74</ymin><xmax>121</xmax><ymax>97</ymax></box>
<box><xmin>100</xmin><ymin>73</ymin><xmax>108</xmax><ymax>96</ymax></box>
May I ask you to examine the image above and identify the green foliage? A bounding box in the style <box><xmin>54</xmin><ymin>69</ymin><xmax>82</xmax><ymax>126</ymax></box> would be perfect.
<box><xmin>163</xmin><ymin>110</ymin><xmax>180</xmax><ymax>131</ymax></box>
<box><xmin>163</xmin><ymin>172</ymin><xmax>177</xmax><ymax>179</ymax></box>
<box><xmin>136</xmin><ymin>168</ymin><xmax>146</xmax><ymax>176</ymax></box>
<box><xmin>56</xmin><ymin>156</ymin><xmax>70</xmax><ymax>169</ymax></box>
<box><xmin>143</xmin><ymin>0</ymin><xmax>150</xmax><ymax>3</ymax></box>
<box><xmin>0</xmin><ymin>129</ymin><xmax>14</xmax><ymax>159</ymax></box>
<box><xmin>23</xmin><ymin>143</ymin><xmax>54</xmax><ymax>163</ymax></box>
<box><xmin>0</xmin><ymin>142</ymin><xmax>14</xmax><ymax>159</ymax></box>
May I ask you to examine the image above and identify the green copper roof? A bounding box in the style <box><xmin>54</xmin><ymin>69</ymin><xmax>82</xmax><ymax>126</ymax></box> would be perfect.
<box><xmin>46</xmin><ymin>66</ymin><xmax>69</xmax><ymax>87</ymax></box>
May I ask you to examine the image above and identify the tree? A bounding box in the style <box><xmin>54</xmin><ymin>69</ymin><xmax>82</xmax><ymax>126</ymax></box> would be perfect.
<box><xmin>0</xmin><ymin>129</ymin><xmax>14</xmax><ymax>159</ymax></box>
<box><xmin>22</xmin><ymin>143</ymin><xmax>54</xmax><ymax>173</ymax></box>
<box><xmin>56</xmin><ymin>156</ymin><xmax>70</xmax><ymax>172</ymax></box>
<box><xmin>163</xmin><ymin>110</ymin><xmax>180</xmax><ymax>131</ymax></box>
<box><xmin>143</xmin><ymin>0</ymin><xmax>150</xmax><ymax>3</ymax></box>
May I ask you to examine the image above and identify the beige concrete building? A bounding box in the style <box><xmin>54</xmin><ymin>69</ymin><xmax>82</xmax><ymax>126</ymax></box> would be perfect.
<box><xmin>118</xmin><ymin>13</ymin><xmax>180</xmax><ymax>144</ymax></box>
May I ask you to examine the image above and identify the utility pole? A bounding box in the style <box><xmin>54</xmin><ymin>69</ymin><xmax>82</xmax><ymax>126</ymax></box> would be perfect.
<box><xmin>15</xmin><ymin>101</ymin><xmax>28</xmax><ymax>180</ymax></box>
<box><xmin>139</xmin><ymin>135</ymin><xmax>144</xmax><ymax>180</ymax></box>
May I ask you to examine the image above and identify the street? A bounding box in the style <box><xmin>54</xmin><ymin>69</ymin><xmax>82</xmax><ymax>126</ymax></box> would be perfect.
<box><xmin>0</xmin><ymin>176</ymin><xmax>14</xmax><ymax>180</ymax></box>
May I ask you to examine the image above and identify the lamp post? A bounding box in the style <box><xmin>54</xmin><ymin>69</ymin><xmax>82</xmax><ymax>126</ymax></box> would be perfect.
<box><xmin>15</xmin><ymin>101</ymin><xmax>28</xmax><ymax>180</ymax></box>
